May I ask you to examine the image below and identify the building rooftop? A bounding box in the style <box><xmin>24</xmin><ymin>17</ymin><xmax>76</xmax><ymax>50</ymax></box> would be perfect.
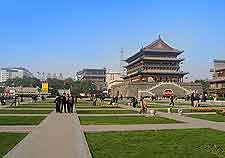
<box><xmin>143</xmin><ymin>36</ymin><xmax>181</xmax><ymax>52</ymax></box>
<box><xmin>125</xmin><ymin>36</ymin><xmax>183</xmax><ymax>63</ymax></box>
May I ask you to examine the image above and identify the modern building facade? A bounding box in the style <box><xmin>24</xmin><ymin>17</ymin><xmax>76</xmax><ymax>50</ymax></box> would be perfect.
<box><xmin>209</xmin><ymin>59</ymin><xmax>225</xmax><ymax>97</ymax></box>
<box><xmin>0</xmin><ymin>67</ymin><xmax>33</xmax><ymax>82</ymax></box>
<box><xmin>112</xmin><ymin>36</ymin><xmax>203</xmax><ymax>97</ymax></box>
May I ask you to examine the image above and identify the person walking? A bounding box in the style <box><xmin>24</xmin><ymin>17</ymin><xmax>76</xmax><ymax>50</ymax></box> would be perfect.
<box><xmin>61</xmin><ymin>93</ymin><xmax>67</xmax><ymax>113</ymax></box>
<box><xmin>190</xmin><ymin>92</ymin><xmax>195</xmax><ymax>107</ymax></box>
<box><xmin>139</xmin><ymin>96</ymin><xmax>147</xmax><ymax>114</ymax></box>
<box><xmin>169</xmin><ymin>95</ymin><xmax>175</xmax><ymax>106</ymax></box>
<box><xmin>93</xmin><ymin>96</ymin><xmax>97</xmax><ymax>106</ymax></box>
<box><xmin>54</xmin><ymin>95</ymin><xmax>62</xmax><ymax>113</ymax></box>
<box><xmin>10</xmin><ymin>95</ymin><xmax>18</xmax><ymax>107</ymax></box>
<box><xmin>131</xmin><ymin>97</ymin><xmax>138</xmax><ymax>108</ymax></box>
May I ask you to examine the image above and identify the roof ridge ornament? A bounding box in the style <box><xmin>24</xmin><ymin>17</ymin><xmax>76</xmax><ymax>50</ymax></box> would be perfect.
<box><xmin>158</xmin><ymin>34</ymin><xmax>161</xmax><ymax>40</ymax></box>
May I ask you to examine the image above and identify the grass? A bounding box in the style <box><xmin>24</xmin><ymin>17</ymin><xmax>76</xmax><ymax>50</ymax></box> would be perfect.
<box><xmin>0</xmin><ymin>110</ymin><xmax>52</xmax><ymax>114</ymax></box>
<box><xmin>188</xmin><ymin>114</ymin><xmax>225</xmax><ymax>122</ymax></box>
<box><xmin>79</xmin><ymin>116</ymin><xmax>179</xmax><ymax>125</ymax></box>
<box><xmin>77</xmin><ymin>110</ymin><xmax>136</xmax><ymax>114</ymax></box>
<box><xmin>0</xmin><ymin>133</ymin><xmax>27</xmax><ymax>158</ymax></box>
<box><xmin>86</xmin><ymin>128</ymin><xmax>225</xmax><ymax>158</ymax></box>
<box><xmin>0</xmin><ymin>116</ymin><xmax>46</xmax><ymax>125</ymax></box>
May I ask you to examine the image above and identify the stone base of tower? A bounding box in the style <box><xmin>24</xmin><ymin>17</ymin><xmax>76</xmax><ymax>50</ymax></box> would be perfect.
<box><xmin>111</xmin><ymin>82</ymin><xmax>203</xmax><ymax>98</ymax></box>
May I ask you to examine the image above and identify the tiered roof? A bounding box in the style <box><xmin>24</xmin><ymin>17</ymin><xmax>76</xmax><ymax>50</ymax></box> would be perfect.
<box><xmin>125</xmin><ymin>36</ymin><xmax>183</xmax><ymax>63</ymax></box>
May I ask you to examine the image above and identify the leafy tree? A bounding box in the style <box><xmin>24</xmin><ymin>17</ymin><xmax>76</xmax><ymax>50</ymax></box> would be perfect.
<box><xmin>194</xmin><ymin>80</ymin><xmax>209</xmax><ymax>93</ymax></box>
<box><xmin>4</xmin><ymin>77</ymin><xmax>41</xmax><ymax>88</ymax></box>
<box><xmin>46</xmin><ymin>78</ymin><xmax>64</xmax><ymax>90</ymax></box>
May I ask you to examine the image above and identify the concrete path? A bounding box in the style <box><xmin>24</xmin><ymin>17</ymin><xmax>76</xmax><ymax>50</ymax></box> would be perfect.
<box><xmin>78</xmin><ymin>114</ymin><xmax>145</xmax><ymax>117</ymax></box>
<box><xmin>82</xmin><ymin>123</ymin><xmax>205</xmax><ymax>132</ymax></box>
<box><xmin>4</xmin><ymin>112</ymin><xmax>91</xmax><ymax>158</ymax></box>
<box><xmin>125</xmin><ymin>105</ymin><xmax>225</xmax><ymax>132</ymax></box>
<box><xmin>0</xmin><ymin>126</ymin><xmax>34</xmax><ymax>133</ymax></box>
<box><xmin>0</xmin><ymin>114</ymin><xmax>48</xmax><ymax>116</ymax></box>
<box><xmin>77</xmin><ymin>108</ymin><xmax>129</xmax><ymax>111</ymax></box>
<box><xmin>183</xmin><ymin>112</ymin><xmax>217</xmax><ymax>115</ymax></box>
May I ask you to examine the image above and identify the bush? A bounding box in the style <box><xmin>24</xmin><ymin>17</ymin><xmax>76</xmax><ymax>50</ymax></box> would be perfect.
<box><xmin>217</xmin><ymin>97</ymin><xmax>225</xmax><ymax>101</ymax></box>
<box><xmin>191</xmin><ymin>108</ymin><xmax>217</xmax><ymax>112</ymax></box>
<box><xmin>216</xmin><ymin>110</ymin><xmax>225</xmax><ymax>116</ymax></box>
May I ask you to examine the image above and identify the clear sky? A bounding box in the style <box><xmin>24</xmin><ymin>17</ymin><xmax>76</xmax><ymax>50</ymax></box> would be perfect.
<box><xmin>0</xmin><ymin>0</ymin><xmax>225</xmax><ymax>80</ymax></box>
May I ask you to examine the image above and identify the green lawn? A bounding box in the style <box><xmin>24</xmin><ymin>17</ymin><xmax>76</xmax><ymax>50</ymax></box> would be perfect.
<box><xmin>0</xmin><ymin>116</ymin><xmax>46</xmax><ymax>125</ymax></box>
<box><xmin>0</xmin><ymin>133</ymin><xmax>27</xmax><ymax>158</ymax></box>
<box><xmin>79</xmin><ymin>116</ymin><xmax>179</xmax><ymax>125</ymax></box>
<box><xmin>0</xmin><ymin>110</ymin><xmax>52</xmax><ymax>114</ymax></box>
<box><xmin>188</xmin><ymin>114</ymin><xmax>225</xmax><ymax>122</ymax></box>
<box><xmin>77</xmin><ymin>110</ymin><xmax>136</xmax><ymax>114</ymax></box>
<box><xmin>86</xmin><ymin>128</ymin><xmax>225</xmax><ymax>158</ymax></box>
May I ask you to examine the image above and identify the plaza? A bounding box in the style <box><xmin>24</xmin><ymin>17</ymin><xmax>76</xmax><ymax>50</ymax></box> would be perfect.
<box><xmin>0</xmin><ymin>98</ymin><xmax>225</xmax><ymax>158</ymax></box>
<box><xmin>0</xmin><ymin>1</ymin><xmax>225</xmax><ymax>158</ymax></box>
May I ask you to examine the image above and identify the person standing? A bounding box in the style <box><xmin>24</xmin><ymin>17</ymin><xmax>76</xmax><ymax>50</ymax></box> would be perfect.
<box><xmin>61</xmin><ymin>93</ymin><xmax>67</xmax><ymax>113</ymax></box>
<box><xmin>10</xmin><ymin>95</ymin><xmax>18</xmax><ymax>107</ymax></box>
<box><xmin>190</xmin><ymin>92</ymin><xmax>195</xmax><ymax>107</ymax></box>
<box><xmin>139</xmin><ymin>96</ymin><xmax>147</xmax><ymax>114</ymax></box>
<box><xmin>67</xmin><ymin>94</ymin><xmax>74</xmax><ymax>113</ymax></box>
<box><xmin>169</xmin><ymin>95</ymin><xmax>175</xmax><ymax>106</ymax></box>
<box><xmin>66</xmin><ymin>94</ymin><xmax>71</xmax><ymax>113</ymax></box>
<box><xmin>93</xmin><ymin>96</ymin><xmax>97</xmax><ymax>106</ymax></box>
<box><xmin>54</xmin><ymin>95</ymin><xmax>62</xmax><ymax>113</ymax></box>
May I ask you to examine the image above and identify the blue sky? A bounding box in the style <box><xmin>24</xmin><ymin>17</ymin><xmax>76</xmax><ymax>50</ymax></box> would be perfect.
<box><xmin>0</xmin><ymin>0</ymin><xmax>225</xmax><ymax>80</ymax></box>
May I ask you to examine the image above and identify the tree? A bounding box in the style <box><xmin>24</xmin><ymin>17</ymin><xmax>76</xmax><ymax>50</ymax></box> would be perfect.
<box><xmin>46</xmin><ymin>78</ymin><xmax>64</xmax><ymax>90</ymax></box>
<box><xmin>194</xmin><ymin>80</ymin><xmax>209</xmax><ymax>93</ymax></box>
<box><xmin>4</xmin><ymin>77</ymin><xmax>41</xmax><ymax>88</ymax></box>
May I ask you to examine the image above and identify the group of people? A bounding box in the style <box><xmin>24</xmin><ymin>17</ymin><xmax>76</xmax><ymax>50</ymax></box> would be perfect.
<box><xmin>129</xmin><ymin>96</ymin><xmax>148</xmax><ymax>114</ymax></box>
<box><xmin>190</xmin><ymin>92</ymin><xmax>201</xmax><ymax>107</ymax></box>
<box><xmin>54</xmin><ymin>93</ymin><xmax>76</xmax><ymax>113</ymax></box>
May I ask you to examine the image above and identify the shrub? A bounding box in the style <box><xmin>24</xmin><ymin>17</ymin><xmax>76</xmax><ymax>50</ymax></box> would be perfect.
<box><xmin>217</xmin><ymin>97</ymin><xmax>225</xmax><ymax>101</ymax></box>
<box><xmin>191</xmin><ymin>108</ymin><xmax>217</xmax><ymax>112</ymax></box>
<box><xmin>216</xmin><ymin>110</ymin><xmax>225</xmax><ymax>116</ymax></box>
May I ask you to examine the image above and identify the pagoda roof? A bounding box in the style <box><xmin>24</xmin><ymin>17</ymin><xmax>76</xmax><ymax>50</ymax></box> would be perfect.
<box><xmin>125</xmin><ymin>36</ymin><xmax>183</xmax><ymax>63</ymax></box>
<box><xmin>123</xmin><ymin>71</ymin><xmax>188</xmax><ymax>79</ymax></box>
<box><xmin>124</xmin><ymin>57</ymin><xmax>184</xmax><ymax>68</ymax></box>
<box><xmin>143</xmin><ymin>36</ymin><xmax>181</xmax><ymax>52</ymax></box>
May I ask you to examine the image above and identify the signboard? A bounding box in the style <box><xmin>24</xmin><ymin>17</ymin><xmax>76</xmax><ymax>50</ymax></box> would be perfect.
<box><xmin>42</xmin><ymin>83</ymin><xmax>49</xmax><ymax>93</ymax></box>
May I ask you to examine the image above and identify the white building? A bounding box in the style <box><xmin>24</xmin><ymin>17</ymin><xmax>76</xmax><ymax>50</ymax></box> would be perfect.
<box><xmin>106</xmin><ymin>72</ymin><xmax>124</xmax><ymax>92</ymax></box>
<box><xmin>0</xmin><ymin>67</ymin><xmax>33</xmax><ymax>82</ymax></box>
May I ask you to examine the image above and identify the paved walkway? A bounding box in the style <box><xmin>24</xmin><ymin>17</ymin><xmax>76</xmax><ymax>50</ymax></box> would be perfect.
<box><xmin>81</xmin><ymin>104</ymin><xmax>225</xmax><ymax>133</ymax></box>
<box><xmin>183</xmin><ymin>112</ymin><xmax>217</xmax><ymax>115</ymax></box>
<box><xmin>0</xmin><ymin>114</ymin><xmax>48</xmax><ymax>116</ymax></box>
<box><xmin>78</xmin><ymin>113</ymin><xmax>145</xmax><ymax>117</ymax></box>
<box><xmin>0</xmin><ymin>126</ymin><xmax>34</xmax><ymax>133</ymax></box>
<box><xmin>4</xmin><ymin>112</ymin><xmax>91</xmax><ymax>158</ymax></box>
<box><xmin>77</xmin><ymin>108</ymin><xmax>129</xmax><ymax>111</ymax></box>
<box><xmin>82</xmin><ymin>123</ymin><xmax>204</xmax><ymax>132</ymax></box>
